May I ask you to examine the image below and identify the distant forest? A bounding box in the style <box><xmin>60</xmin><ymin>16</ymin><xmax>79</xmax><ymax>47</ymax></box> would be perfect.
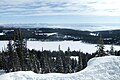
<box><xmin>0</xmin><ymin>28</ymin><xmax>120</xmax><ymax>74</ymax></box>
<box><xmin>0</xmin><ymin>27</ymin><xmax>120</xmax><ymax>45</ymax></box>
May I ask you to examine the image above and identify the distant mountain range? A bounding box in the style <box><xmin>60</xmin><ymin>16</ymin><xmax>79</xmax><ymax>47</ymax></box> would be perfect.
<box><xmin>1</xmin><ymin>23</ymin><xmax>120</xmax><ymax>31</ymax></box>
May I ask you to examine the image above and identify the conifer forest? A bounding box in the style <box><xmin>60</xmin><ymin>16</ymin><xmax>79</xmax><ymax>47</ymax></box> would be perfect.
<box><xmin>0</xmin><ymin>28</ymin><xmax>120</xmax><ymax>74</ymax></box>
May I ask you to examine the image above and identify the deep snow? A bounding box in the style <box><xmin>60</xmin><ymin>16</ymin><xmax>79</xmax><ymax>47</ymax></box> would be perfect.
<box><xmin>0</xmin><ymin>56</ymin><xmax>120</xmax><ymax>80</ymax></box>
<box><xmin>0</xmin><ymin>41</ymin><xmax>120</xmax><ymax>53</ymax></box>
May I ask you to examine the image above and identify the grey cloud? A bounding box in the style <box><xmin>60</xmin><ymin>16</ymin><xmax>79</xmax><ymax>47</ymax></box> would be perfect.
<box><xmin>47</xmin><ymin>3</ymin><xmax>67</xmax><ymax>8</ymax></box>
<box><xmin>80</xmin><ymin>5</ymin><xmax>91</xmax><ymax>8</ymax></box>
<box><xmin>1</xmin><ymin>0</ymin><xmax>116</xmax><ymax>16</ymax></box>
<box><xmin>87</xmin><ymin>1</ymin><xmax>98</xmax><ymax>4</ymax></box>
<box><xmin>51</xmin><ymin>9</ymin><xmax>78</xmax><ymax>13</ymax></box>
<box><xmin>0</xmin><ymin>1</ymin><xmax>71</xmax><ymax>15</ymax></box>
<box><xmin>104</xmin><ymin>9</ymin><xmax>117</xmax><ymax>12</ymax></box>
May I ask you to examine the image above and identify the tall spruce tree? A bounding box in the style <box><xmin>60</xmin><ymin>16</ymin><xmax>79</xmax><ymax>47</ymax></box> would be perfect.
<box><xmin>13</xmin><ymin>28</ymin><xmax>28</xmax><ymax>70</ymax></box>
<box><xmin>28</xmin><ymin>50</ymin><xmax>41</xmax><ymax>73</ymax></box>
<box><xmin>41</xmin><ymin>48</ymin><xmax>50</xmax><ymax>73</ymax></box>
<box><xmin>96</xmin><ymin>35</ymin><xmax>106</xmax><ymax>57</ymax></box>
<box><xmin>0</xmin><ymin>52</ymin><xmax>3</xmax><ymax>69</ymax></box>
<box><xmin>43</xmin><ymin>53</ymin><xmax>50</xmax><ymax>73</ymax></box>
<box><xmin>7</xmin><ymin>40</ymin><xmax>21</xmax><ymax>72</ymax></box>
<box><xmin>7</xmin><ymin>40</ymin><xmax>14</xmax><ymax>72</ymax></box>
<box><xmin>64</xmin><ymin>47</ymin><xmax>72</xmax><ymax>73</ymax></box>
<box><xmin>110</xmin><ymin>45</ymin><xmax>115</xmax><ymax>55</ymax></box>
<box><xmin>77</xmin><ymin>50</ymin><xmax>83</xmax><ymax>71</ymax></box>
<box><xmin>55</xmin><ymin>45</ymin><xmax>64</xmax><ymax>73</ymax></box>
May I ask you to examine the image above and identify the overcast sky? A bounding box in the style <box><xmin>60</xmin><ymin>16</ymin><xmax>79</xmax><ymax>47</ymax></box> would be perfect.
<box><xmin>0</xmin><ymin>0</ymin><xmax>120</xmax><ymax>24</ymax></box>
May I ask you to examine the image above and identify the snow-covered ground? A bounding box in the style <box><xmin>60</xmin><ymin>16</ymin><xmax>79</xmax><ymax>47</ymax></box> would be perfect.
<box><xmin>0</xmin><ymin>33</ymin><xmax>4</xmax><ymax>35</ymax></box>
<box><xmin>0</xmin><ymin>41</ymin><xmax>120</xmax><ymax>53</ymax></box>
<box><xmin>0</xmin><ymin>56</ymin><xmax>120</xmax><ymax>80</ymax></box>
<box><xmin>0</xmin><ymin>70</ymin><xmax>5</xmax><ymax>75</ymax></box>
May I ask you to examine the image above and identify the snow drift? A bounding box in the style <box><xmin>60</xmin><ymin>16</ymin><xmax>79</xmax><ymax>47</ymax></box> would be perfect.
<box><xmin>0</xmin><ymin>56</ymin><xmax>120</xmax><ymax>80</ymax></box>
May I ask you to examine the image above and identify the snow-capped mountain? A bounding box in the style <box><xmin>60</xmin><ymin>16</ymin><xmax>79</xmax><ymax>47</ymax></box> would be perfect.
<box><xmin>0</xmin><ymin>56</ymin><xmax>120</xmax><ymax>80</ymax></box>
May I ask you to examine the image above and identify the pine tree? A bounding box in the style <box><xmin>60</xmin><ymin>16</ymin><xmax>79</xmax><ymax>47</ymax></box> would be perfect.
<box><xmin>96</xmin><ymin>35</ymin><xmax>106</xmax><ymax>57</ymax></box>
<box><xmin>12</xmin><ymin>49</ymin><xmax>21</xmax><ymax>71</ymax></box>
<box><xmin>49</xmin><ymin>57</ymin><xmax>55</xmax><ymax>73</ymax></box>
<box><xmin>0</xmin><ymin>52</ymin><xmax>3</xmax><ymax>69</ymax></box>
<box><xmin>32</xmin><ymin>53</ymin><xmax>40</xmax><ymax>73</ymax></box>
<box><xmin>41</xmin><ymin>48</ymin><xmax>50</xmax><ymax>73</ymax></box>
<box><xmin>1</xmin><ymin>51</ymin><xmax>7</xmax><ymax>72</ymax></box>
<box><xmin>13</xmin><ymin>28</ymin><xmax>28</xmax><ymax>70</ymax></box>
<box><xmin>14</xmin><ymin>29</ymin><xmax>24</xmax><ymax>70</ymax></box>
<box><xmin>7</xmin><ymin>40</ymin><xmax>20</xmax><ymax>72</ymax></box>
<box><xmin>55</xmin><ymin>45</ymin><xmax>64</xmax><ymax>73</ymax></box>
<box><xmin>77</xmin><ymin>50</ymin><xmax>83</xmax><ymax>71</ymax></box>
<box><xmin>7</xmin><ymin>40</ymin><xmax>14</xmax><ymax>72</ymax></box>
<box><xmin>40</xmin><ymin>47</ymin><xmax>45</xmax><ymax>73</ymax></box>
<box><xmin>13</xmin><ymin>29</ymin><xmax>41</xmax><ymax>72</ymax></box>
<box><xmin>28</xmin><ymin>50</ymin><xmax>39</xmax><ymax>73</ymax></box>
<box><xmin>110</xmin><ymin>45</ymin><xmax>115</xmax><ymax>55</ymax></box>
<box><xmin>71</xmin><ymin>58</ymin><xmax>77</xmax><ymax>72</ymax></box>
<box><xmin>64</xmin><ymin>47</ymin><xmax>72</xmax><ymax>73</ymax></box>
<box><xmin>47</xmin><ymin>51</ymin><xmax>54</xmax><ymax>73</ymax></box>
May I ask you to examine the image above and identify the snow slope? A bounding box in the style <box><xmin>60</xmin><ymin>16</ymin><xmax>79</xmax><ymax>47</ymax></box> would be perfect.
<box><xmin>0</xmin><ymin>56</ymin><xmax>120</xmax><ymax>80</ymax></box>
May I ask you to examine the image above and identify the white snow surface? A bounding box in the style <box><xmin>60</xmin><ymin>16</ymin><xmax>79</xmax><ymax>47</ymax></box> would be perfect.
<box><xmin>0</xmin><ymin>56</ymin><xmax>120</xmax><ymax>80</ymax></box>
<box><xmin>0</xmin><ymin>33</ymin><xmax>4</xmax><ymax>35</ymax></box>
<box><xmin>0</xmin><ymin>41</ymin><xmax>120</xmax><ymax>53</ymax></box>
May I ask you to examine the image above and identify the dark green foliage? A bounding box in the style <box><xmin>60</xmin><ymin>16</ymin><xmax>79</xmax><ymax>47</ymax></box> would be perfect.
<box><xmin>77</xmin><ymin>51</ymin><xmax>83</xmax><ymax>71</ymax></box>
<box><xmin>0</xmin><ymin>28</ymin><xmax>118</xmax><ymax>74</ymax></box>
<box><xmin>96</xmin><ymin>36</ymin><xmax>106</xmax><ymax>57</ymax></box>
<box><xmin>110</xmin><ymin>45</ymin><xmax>115</xmax><ymax>55</ymax></box>
<box><xmin>64</xmin><ymin>47</ymin><xmax>72</xmax><ymax>73</ymax></box>
<box><xmin>7</xmin><ymin>40</ymin><xmax>21</xmax><ymax>72</ymax></box>
<box><xmin>55</xmin><ymin>45</ymin><xmax>64</xmax><ymax>73</ymax></box>
<box><xmin>1</xmin><ymin>27</ymin><xmax>120</xmax><ymax>45</ymax></box>
<box><xmin>0</xmin><ymin>52</ymin><xmax>3</xmax><ymax>69</ymax></box>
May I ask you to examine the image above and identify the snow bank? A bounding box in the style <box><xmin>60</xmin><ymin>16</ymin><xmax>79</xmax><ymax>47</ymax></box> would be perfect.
<box><xmin>0</xmin><ymin>70</ymin><xmax>5</xmax><ymax>75</ymax></box>
<box><xmin>0</xmin><ymin>41</ymin><xmax>8</xmax><ymax>51</ymax></box>
<box><xmin>0</xmin><ymin>56</ymin><xmax>120</xmax><ymax>80</ymax></box>
<box><xmin>0</xmin><ymin>33</ymin><xmax>4</xmax><ymax>36</ymax></box>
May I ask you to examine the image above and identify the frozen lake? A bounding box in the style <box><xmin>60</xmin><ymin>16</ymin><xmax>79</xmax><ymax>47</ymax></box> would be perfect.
<box><xmin>0</xmin><ymin>41</ymin><xmax>120</xmax><ymax>53</ymax></box>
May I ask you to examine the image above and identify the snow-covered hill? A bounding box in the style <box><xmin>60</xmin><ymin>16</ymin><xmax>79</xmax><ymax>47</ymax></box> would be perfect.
<box><xmin>0</xmin><ymin>56</ymin><xmax>120</xmax><ymax>80</ymax></box>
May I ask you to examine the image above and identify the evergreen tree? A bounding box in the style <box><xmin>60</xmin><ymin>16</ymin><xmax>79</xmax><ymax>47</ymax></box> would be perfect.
<box><xmin>47</xmin><ymin>51</ymin><xmax>54</xmax><ymax>73</ymax></box>
<box><xmin>0</xmin><ymin>52</ymin><xmax>3</xmax><ymax>69</ymax></box>
<box><xmin>55</xmin><ymin>45</ymin><xmax>64</xmax><ymax>73</ymax></box>
<box><xmin>7</xmin><ymin>40</ymin><xmax>14</xmax><ymax>72</ymax></box>
<box><xmin>12</xmin><ymin>49</ymin><xmax>21</xmax><ymax>71</ymax></box>
<box><xmin>71</xmin><ymin>58</ymin><xmax>77</xmax><ymax>72</ymax></box>
<box><xmin>64</xmin><ymin>47</ymin><xmax>72</xmax><ymax>73</ymax></box>
<box><xmin>13</xmin><ymin>29</ymin><xmax>29</xmax><ymax>71</ymax></box>
<box><xmin>13</xmin><ymin>29</ymin><xmax>41</xmax><ymax>72</ymax></box>
<box><xmin>96</xmin><ymin>35</ymin><xmax>106</xmax><ymax>57</ymax></box>
<box><xmin>77</xmin><ymin>50</ymin><xmax>83</xmax><ymax>71</ymax></box>
<box><xmin>110</xmin><ymin>45</ymin><xmax>115</xmax><ymax>55</ymax></box>
<box><xmin>28</xmin><ymin>50</ymin><xmax>40</xmax><ymax>73</ymax></box>
<box><xmin>32</xmin><ymin>53</ymin><xmax>40</xmax><ymax>73</ymax></box>
<box><xmin>41</xmin><ymin>48</ymin><xmax>50</xmax><ymax>73</ymax></box>
<box><xmin>14</xmin><ymin>29</ymin><xmax>23</xmax><ymax>70</ymax></box>
<box><xmin>50</xmin><ymin>57</ymin><xmax>56</xmax><ymax>73</ymax></box>
<box><xmin>7</xmin><ymin>40</ymin><xmax>21</xmax><ymax>72</ymax></box>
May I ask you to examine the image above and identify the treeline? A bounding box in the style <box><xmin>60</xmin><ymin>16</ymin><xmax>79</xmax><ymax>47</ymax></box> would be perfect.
<box><xmin>1</xmin><ymin>27</ymin><xmax>120</xmax><ymax>44</ymax></box>
<box><xmin>0</xmin><ymin>29</ymin><xmax>120</xmax><ymax>74</ymax></box>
